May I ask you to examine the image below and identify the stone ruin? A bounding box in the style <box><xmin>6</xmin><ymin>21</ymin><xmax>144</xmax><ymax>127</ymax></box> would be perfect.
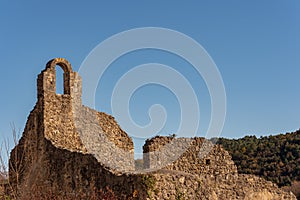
<box><xmin>7</xmin><ymin>58</ymin><xmax>296</xmax><ymax>199</ymax></box>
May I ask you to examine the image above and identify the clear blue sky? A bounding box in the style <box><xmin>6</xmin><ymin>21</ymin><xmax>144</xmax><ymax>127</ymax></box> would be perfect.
<box><xmin>0</xmin><ymin>1</ymin><xmax>299</xmax><ymax>158</ymax></box>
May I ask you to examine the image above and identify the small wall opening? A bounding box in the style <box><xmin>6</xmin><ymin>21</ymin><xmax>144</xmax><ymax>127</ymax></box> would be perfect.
<box><xmin>205</xmin><ymin>159</ymin><xmax>211</xmax><ymax>165</ymax></box>
<box><xmin>56</xmin><ymin>65</ymin><xmax>64</xmax><ymax>94</ymax></box>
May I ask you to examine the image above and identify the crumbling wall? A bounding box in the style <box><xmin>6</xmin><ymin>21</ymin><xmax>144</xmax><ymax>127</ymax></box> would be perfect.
<box><xmin>39</xmin><ymin>139</ymin><xmax>145</xmax><ymax>199</ymax></box>
<box><xmin>143</xmin><ymin>136</ymin><xmax>296</xmax><ymax>199</ymax></box>
<box><xmin>145</xmin><ymin>170</ymin><xmax>296</xmax><ymax>200</ymax></box>
<box><xmin>9</xmin><ymin>58</ymin><xmax>136</xmax><ymax>197</ymax></box>
<box><xmin>143</xmin><ymin>136</ymin><xmax>237</xmax><ymax>177</ymax></box>
<box><xmin>37</xmin><ymin>58</ymin><xmax>86</xmax><ymax>152</ymax></box>
<box><xmin>9</xmin><ymin>106</ymin><xmax>43</xmax><ymax>192</ymax></box>
<box><xmin>97</xmin><ymin>112</ymin><xmax>134</xmax><ymax>152</ymax></box>
<box><xmin>39</xmin><ymin>58</ymin><xmax>134</xmax><ymax>171</ymax></box>
<box><xmin>8</xmin><ymin>58</ymin><xmax>297</xmax><ymax>199</ymax></box>
<box><xmin>73</xmin><ymin>105</ymin><xmax>135</xmax><ymax>172</ymax></box>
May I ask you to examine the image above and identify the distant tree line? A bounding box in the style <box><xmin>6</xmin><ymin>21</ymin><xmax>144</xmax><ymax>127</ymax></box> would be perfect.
<box><xmin>215</xmin><ymin>129</ymin><xmax>300</xmax><ymax>198</ymax></box>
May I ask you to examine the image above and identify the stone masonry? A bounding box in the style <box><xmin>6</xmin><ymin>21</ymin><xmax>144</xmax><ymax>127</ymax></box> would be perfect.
<box><xmin>143</xmin><ymin>136</ymin><xmax>297</xmax><ymax>199</ymax></box>
<box><xmin>8</xmin><ymin>58</ymin><xmax>296</xmax><ymax>199</ymax></box>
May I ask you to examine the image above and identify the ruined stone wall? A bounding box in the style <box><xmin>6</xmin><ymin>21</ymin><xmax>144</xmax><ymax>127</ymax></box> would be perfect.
<box><xmin>143</xmin><ymin>136</ymin><xmax>237</xmax><ymax>178</ymax></box>
<box><xmin>166</xmin><ymin>138</ymin><xmax>238</xmax><ymax>178</ymax></box>
<box><xmin>9</xmin><ymin>106</ymin><xmax>43</xmax><ymax>191</ymax></box>
<box><xmin>73</xmin><ymin>105</ymin><xmax>135</xmax><ymax>172</ymax></box>
<box><xmin>145</xmin><ymin>170</ymin><xmax>296</xmax><ymax>200</ymax></box>
<box><xmin>37</xmin><ymin>58</ymin><xmax>134</xmax><ymax>171</ymax></box>
<box><xmin>40</xmin><ymin>140</ymin><xmax>145</xmax><ymax>199</ymax></box>
<box><xmin>10</xmin><ymin>58</ymin><xmax>135</xmax><ymax>196</ymax></box>
<box><xmin>142</xmin><ymin>136</ymin><xmax>296</xmax><ymax>199</ymax></box>
<box><xmin>97</xmin><ymin>112</ymin><xmax>134</xmax><ymax>152</ymax></box>
<box><xmin>37</xmin><ymin>58</ymin><xmax>86</xmax><ymax>152</ymax></box>
<box><xmin>8</xmin><ymin>58</ymin><xmax>297</xmax><ymax>199</ymax></box>
<box><xmin>11</xmin><ymin>136</ymin><xmax>146</xmax><ymax>199</ymax></box>
<box><xmin>9</xmin><ymin>105</ymin><xmax>137</xmax><ymax>198</ymax></box>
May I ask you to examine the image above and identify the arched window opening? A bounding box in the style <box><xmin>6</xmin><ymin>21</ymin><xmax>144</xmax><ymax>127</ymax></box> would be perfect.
<box><xmin>56</xmin><ymin>65</ymin><xmax>64</xmax><ymax>94</ymax></box>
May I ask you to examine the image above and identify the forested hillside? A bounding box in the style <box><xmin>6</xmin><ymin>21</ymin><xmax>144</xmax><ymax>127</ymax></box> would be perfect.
<box><xmin>216</xmin><ymin>129</ymin><xmax>300</xmax><ymax>198</ymax></box>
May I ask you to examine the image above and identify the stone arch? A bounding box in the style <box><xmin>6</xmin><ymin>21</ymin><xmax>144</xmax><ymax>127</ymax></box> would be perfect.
<box><xmin>46</xmin><ymin>58</ymin><xmax>73</xmax><ymax>95</ymax></box>
<box><xmin>46</xmin><ymin>58</ymin><xmax>73</xmax><ymax>73</ymax></box>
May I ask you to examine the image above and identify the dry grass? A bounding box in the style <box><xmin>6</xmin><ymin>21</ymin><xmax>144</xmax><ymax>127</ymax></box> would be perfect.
<box><xmin>0</xmin><ymin>124</ymin><xmax>30</xmax><ymax>199</ymax></box>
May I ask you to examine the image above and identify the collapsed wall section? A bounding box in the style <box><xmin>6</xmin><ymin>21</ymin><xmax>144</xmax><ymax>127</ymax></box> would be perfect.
<box><xmin>8</xmin><ymin>58</ymin><xmax>297</xmax><ymax>199</ymax></box>
<box><xmin>144</xmin><ymin>170</ymin><xmax>296</xmax><ymax>200</ymax></box>
<box><xmin>9</xmin><ymin>58</ymin><xmax>135</xmax><ymax>195</ymax></box>
<box><xmin>143</xmin><ymin>136</ymin><xmax>238</xmax><ymax>178</ymax></box>
<box><xmin>73</xmin><ymin>105</ymin><xmax>135</xmax><ymax>172</ymax></box>
<box><xmin>142</xmin><ymin>136</ymin><xmax>296</xmax><ymax>199</ymax></box>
